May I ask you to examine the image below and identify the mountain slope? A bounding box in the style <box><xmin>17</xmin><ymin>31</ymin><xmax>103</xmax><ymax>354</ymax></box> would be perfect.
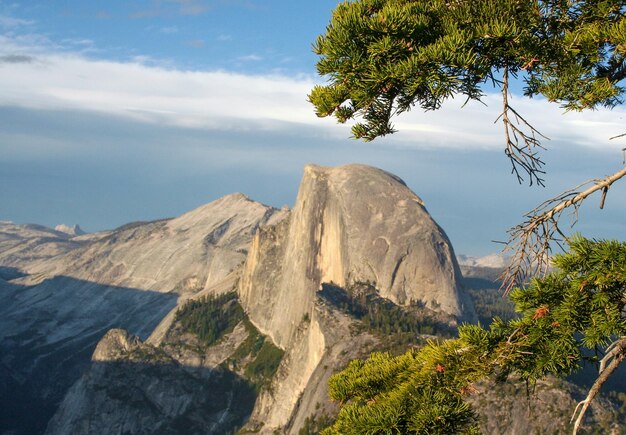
<box><xmin>0</xmin><ymin>194</ymin><xmax>287</xmax><ymax>435</ymax></box>
<box><xmin>28</xmin><ymin>164</ymin><xmax>623</xmax><ymax>434</ymax></box>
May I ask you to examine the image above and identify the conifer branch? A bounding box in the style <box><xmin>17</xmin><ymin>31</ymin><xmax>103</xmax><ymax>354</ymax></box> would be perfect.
<box><xmin>502</xmin><ymin>165</ymin><xmax>626</xmax><ymax>293</ymax></box>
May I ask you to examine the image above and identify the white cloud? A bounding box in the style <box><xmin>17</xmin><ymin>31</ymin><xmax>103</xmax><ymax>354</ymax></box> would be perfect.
<box><xmin>159</xmin><ymin>26</ymin><xmax>178</xmax><ymax>34</ymax></box>
<box><xmin>0</xmin><ymin>38</ymin><xmax>623</xmax><ymax>152</ymax></box>
<box><xmin>0</xmin><ymin>14</ymin><xmax>33</xmax><ymax>28</ymax></box>
<box><xmin>62</xmin><ymin>38</ymin><xmax>94</xmax><ymax>46</ymax></box>
<box><xmin>237</xmin><ymin>54</ymin><xmax>262</xmax><ymax>62</ymax></box>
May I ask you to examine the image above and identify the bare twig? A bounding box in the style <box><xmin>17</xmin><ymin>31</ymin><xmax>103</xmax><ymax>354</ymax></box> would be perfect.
<box><xmin>499</xmin><ymin>66</ymin><xmax>549</xmax><ymax>187</ymax></box>
<box><xmin>501</xmin><ymin>165</ymin><xmax>626</xmax><ymax>293</ymax></box>
<box><xmin>571</xmin><ymin>337</ymin><xmax>626</xmax><ymax>434</ymax></box>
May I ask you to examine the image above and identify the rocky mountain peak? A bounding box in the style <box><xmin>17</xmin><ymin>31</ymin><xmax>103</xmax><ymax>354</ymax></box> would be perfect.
<box><xmin>92</xmin><ymin>329</ymin><xmax>141</xmax><ymax>362</ymax></box>
<box><xmin>240</xmin><ymin>164</ymin><xmax>474</xmax><ymax>347</ymax></box>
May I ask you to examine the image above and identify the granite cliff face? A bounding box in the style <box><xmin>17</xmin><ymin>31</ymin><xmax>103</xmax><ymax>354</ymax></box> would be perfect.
<box><xmin>47</xmin><ymin>327</ymin><xmax>257</xmax><ymax>435</ymax></box>
<box><xmin>239</xmin><ymin>164</ymin><xmax>474</xmax><ymax>347</ymax></box>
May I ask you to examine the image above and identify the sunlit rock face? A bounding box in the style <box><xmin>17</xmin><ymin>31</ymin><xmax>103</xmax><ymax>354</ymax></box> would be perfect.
<box><xmin>54</xmin><ymin>224</ymin><xmax>85</xmax><ymax>236</ymax></box>
<box><xmin>237</xmin><ymin>164</ymin><xmax>476</xmax><ymax>431</ymax></box>
<box><xmin>239</xmin><ymin>163</ymin><xmax>475</xmax><ymax>347</ymax></box>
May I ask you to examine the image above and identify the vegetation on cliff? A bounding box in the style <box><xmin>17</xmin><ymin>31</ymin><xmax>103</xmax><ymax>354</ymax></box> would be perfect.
<box><xmin>175</xmin><ymin>291</ymin><xmax>244</xmax><ymax>347</ymax></box>
<box><xmin>225</xmin><ymin>318</ymin><xmax>284</xmax><ymax>391</ymax></box>
<box><xmin>174</xmin><ymin>292</ymin><xmax>284</xmax><ymax>393</ymax></box>
<box><xmin>320</xmin><ymin>281</ymin><xmax>456</xmax><ymax>354</ymax></box>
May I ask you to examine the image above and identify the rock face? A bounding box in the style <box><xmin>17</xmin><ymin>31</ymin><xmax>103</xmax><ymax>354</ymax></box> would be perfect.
<box><xmin>0</xmin><ymin>194</ymin><xmax>287</xmax><ymax>435</ymax></box>
<box><xmin>0</xmin><ymin>221</ymin><xmax>85</xmax><ymax>268</ymax></box>
<box><xmin>46</xmin><ymin>328</ymin><xmax>256</xmax><ymax>435</ymax></box>
<box><xmin>7</xmin><ymin>193</ymin><xmax>287</xmax><ymax>294</ymax></box>
<box><xmin>238</xmin><ymin>164</ymin><xmax>475</xmax><ymax>430</ymax></box>
<box><xmin>240</xmin><ymin>164</ymin><xmax>474</xmax><ymax>347</ymax></box>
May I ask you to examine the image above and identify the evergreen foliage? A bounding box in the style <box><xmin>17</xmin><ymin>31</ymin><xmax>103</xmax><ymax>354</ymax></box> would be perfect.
<box><xmin>323</xmin><ymin>237</ymin><xmax>626</xmax><ymax>433</ymax></box>
<box><xmin>323</xmin><ymin>282</ymin><xmax>455</xmax><ymax>337</ymax></box>
<box><xmin>244</xmin><ymin>340</ymin><xmax>284</xmax><ymax>388</ymax></box>
<box><xmin>310</xmin><ymin>0</ymin><xmax>626</xmax><ymax>141</ymax></box>
<box><xmin>175</xmin><ymin>292</ymin><xmax>244</xmax><ymax>347</ymax></box>
<box><xmin>225</xmin><ymin>318</ymin><xmax>285</xmax><ymax>391</ymax></box>
<box><xmin>465</xmin><ymin>281</ymin><xmax>518</xmax><ymax>326</ymax></box>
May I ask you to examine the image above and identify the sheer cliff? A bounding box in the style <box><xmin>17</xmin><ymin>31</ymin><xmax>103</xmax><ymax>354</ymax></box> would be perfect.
<box><xmin>239</xmin><ymin>164</ymin><xmax>475</xmax><ymax>349</ymax></box>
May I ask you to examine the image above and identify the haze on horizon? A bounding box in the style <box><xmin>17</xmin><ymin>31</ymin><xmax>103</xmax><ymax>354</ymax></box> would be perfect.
<box><xmin>1</xmin><ymin>0</ymin><xmax>625</xmax><ymax>256</ymax></box>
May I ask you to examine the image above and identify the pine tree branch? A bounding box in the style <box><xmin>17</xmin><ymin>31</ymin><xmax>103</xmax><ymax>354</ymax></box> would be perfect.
<box><xmin>502</xmin><ymin>165</ymin><xmax>626</xmax><ymax>293</ymax></box>
<box><xmin>571</xmin><ymin>337</ymin><xmax>626</xmax><ymax>435</ymax></box>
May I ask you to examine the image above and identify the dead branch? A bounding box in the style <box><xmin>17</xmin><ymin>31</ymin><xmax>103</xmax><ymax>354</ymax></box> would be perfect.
<box><xmin>599</xmin><ymin>337</ymin><xmax>626</xmax><ymax>374</ymax></box>
<box><xmin>571</xmin><ymin>337</ymin><xmax>626</xmax><ymax>434</ymax></box>
<box><xmin>501</xmin><ymin>165</ymin><xmax>626</xmax><ymax>293</ymax></box>
<box><xmin>499</xmin><ymin>66</ymin><xmax>549</xmax><ymax>187</ymax></box>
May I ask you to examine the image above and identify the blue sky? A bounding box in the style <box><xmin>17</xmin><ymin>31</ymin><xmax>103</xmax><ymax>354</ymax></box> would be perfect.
<box><xmin>1</xmin><ymin>0</ymin><xmax>625</xmax><ymax>256</ymax></box>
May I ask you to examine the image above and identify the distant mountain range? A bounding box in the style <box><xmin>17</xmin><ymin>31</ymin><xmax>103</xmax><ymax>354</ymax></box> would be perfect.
<box><xmin>456</xmin><ymin>252</ymin><xmax>510</xmax><ymax>269</ymax></box>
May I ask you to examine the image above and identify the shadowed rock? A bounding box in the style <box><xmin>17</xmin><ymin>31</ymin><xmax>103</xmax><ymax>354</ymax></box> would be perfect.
<box><xmin>0</xmin><ymin>194</ymin><xmax>287</xmax><ymax>434</ymax></box>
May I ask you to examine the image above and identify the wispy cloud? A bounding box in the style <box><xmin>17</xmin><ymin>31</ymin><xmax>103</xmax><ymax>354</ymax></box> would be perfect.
<box><xmin>0</xmin><ymin>37</ymin><xmax>623</xmax><ymax>152</ymax></box>
<box><xmin>0</xmin><ymin>14</ymin><xmax>34</xmax><ymax>28</ymax></box>
<box><xmin>237</xmin><ymin>54</ymin><xmax>262</xmax><ymax>62</ymax></box>
<box><xmin>0</xmin><ymin>54</ymin><xmax>34</xmax><ymax>64</ymax></box>
<box><xmin>217</xmin><ymin>34</ymin><xmax>232</xmax><ymax>41</ymax></box>
<box><xmin>62</xmin><ymin>38</ymin><xmax>95</xmax><ymax>46</ymax></box>
<box><xmin>130</xmin><ymin>0</ymin><xmax>209</xmax><ymax>18</ymax></box>
<box><xmin>159</xmin><ymin>26</ymin><xmax>178</xmax><ymax>34</ymax></box>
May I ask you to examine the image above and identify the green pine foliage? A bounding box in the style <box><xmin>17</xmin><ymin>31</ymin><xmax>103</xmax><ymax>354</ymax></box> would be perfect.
<box><xmin>225</xmin><ymin>318</ymin><xmax>285</xmax><ymax>392</ymax></box>
<box><xmin>175</xmin><ymin>292</ymin><xmax>244</xmax><ymax>347</ymax></box>
<box><xmin>324</xmin><ymin>237</ymin><xmax>626</xmax><ymax>433</ymax></box>
<box><xmin>325</xmin><ymin>282</ymin><xmax>455</xmax><ymax>340</ymax></box>
<box><xmin>310</xmin><ymin>0</ymin><xmax>626</xmax><ymax>141</ymax></box>
<box><xmin>244</xmin><ymin>340</ymin><xmax>284</xmax><ymax>389</ymax></box>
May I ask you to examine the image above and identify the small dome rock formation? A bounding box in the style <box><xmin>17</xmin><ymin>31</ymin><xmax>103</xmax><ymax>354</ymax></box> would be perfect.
<box><xmin>55</xmin><ymin>224</ymin><xmax>86</xmax><ymax>236</ymax></box>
